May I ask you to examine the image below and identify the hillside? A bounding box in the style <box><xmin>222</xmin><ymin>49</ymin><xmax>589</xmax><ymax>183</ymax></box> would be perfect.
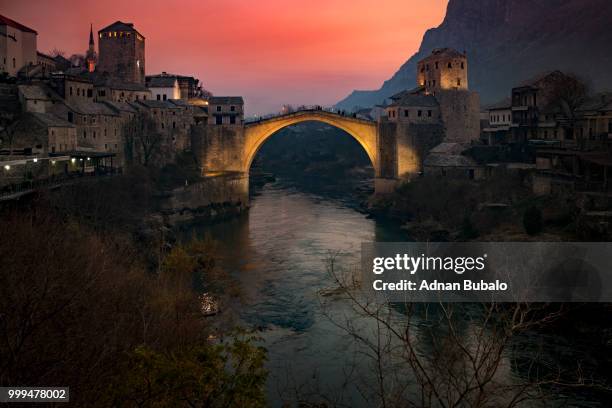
<box><xmin>336</xmin><ymin>0</ymin><xmax>612</xmax><ymax>110</ymax></box>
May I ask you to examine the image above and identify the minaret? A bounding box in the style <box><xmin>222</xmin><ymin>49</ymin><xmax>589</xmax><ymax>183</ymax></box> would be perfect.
<box><xmin>86</xmin><ymin>24</ymin><xmax>96</xmax><ymax>73</ymax></box>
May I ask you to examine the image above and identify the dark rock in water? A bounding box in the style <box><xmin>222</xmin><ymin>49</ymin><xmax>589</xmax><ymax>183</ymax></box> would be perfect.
<box><xmin>336</xmin><ymin>0</ymin><xmax>612</xmax><ymax>110</ymax></box>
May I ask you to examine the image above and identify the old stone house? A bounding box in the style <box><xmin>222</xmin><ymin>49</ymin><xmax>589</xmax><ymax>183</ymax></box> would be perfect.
<box><xmin>207</xmin><ymin>96</ymin><xmax>244</xmax><ymax>125</ymax></box>
<box><xmin>0</xmin><ymin>14</ymin><xmax>37</xmax><ymax>77</ymax></box>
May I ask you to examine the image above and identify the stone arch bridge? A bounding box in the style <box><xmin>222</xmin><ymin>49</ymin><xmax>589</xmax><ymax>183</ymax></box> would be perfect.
<box><xmin>191</xmin><ymin>109</ymin><xmax>424</xmax><ymax>206</ymax></box>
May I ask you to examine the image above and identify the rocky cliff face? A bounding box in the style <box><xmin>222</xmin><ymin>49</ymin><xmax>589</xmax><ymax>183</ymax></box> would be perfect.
<box><xmin>336</xmin><ymin>0</ymin><xmax>612</xmax><ymax>110</ymax></box>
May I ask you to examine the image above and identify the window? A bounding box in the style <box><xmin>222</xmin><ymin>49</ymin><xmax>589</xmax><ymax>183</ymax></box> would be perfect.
<box><xmin>77</xmin><ymin>88</ymin><xmax>80</xmax><ymax>96</ymax></box>
<box><xmin>70</xmin><ymin>87</ymin><xmax>73</xmax><ymax>96</ymax></box>
<box><xmin>83</xmin><ymin>131</ymin><xmax>87</xmax><ymax>138</ymax></box>
<box><xmin>216</xmin><ymin>106</ymin><xmax>221</xmax><ymax>112</ymax></box>
<box><xmin>404</xmin><ymin>109</ymin><xmax>409</xmax><ymax>117</ymax></box>
<box><xmin>12</xmin><ymin>58</ymin><xmax>16</xmax><ymax>68</ymax></box>
<box><xmin>68</xmin><ymin>112</ymin><xmax>73</xmax><ymax>122</ymax></box>
<box><xmin>215</xmin><ymin>116</ymin><xmax>222</xmax><ymax>125</ymax></box>
<box><xmin>433</xmin><ymin>80</ymin><xmax>436</xmax><ymax>87</ymax></box>
<box><xmin>461</xmin><ymin>62</ymin><xmax>464</xmax><ymax>69</ymax></box>
<box><xmin>230</xmin><ymin>115</ymin><xmax>236</xmax><ymax>124</ymax></box>
<box><xmin>428</xmin><ymin>110</ymin><xmax>432</xmax><ymax>117</ymax></box>
<box><xmin>157</xmin><ymin>94</ymin><xmax>161</xmax><ymax>100</ymax></box>
<box><xmin>426</xmin><ymin>64</ymin><xmax>429</xmax><ymax>71</ymax></box>
<box><xmin>457</xmin><ymin>78</ymin><xmax>461</xmax><ymax>86</ymax></box>
<box><xmin>163</xmin><ymin>94</ymin><xmax>167</xmax><ymax>101</ymax></box>
<box><xmin>447</xmin><ymin>62</ymin><xmax>452</xmax><ymax>68</ymax></box>
<box><xmin>172</xmin><ymin>121</ymin><xmax>176</xmax><ymax>129</ymax></box>
<box><xmin>418</xmin><ymin>110</ymin><xmax>422</xmax><ymax>117</ymax></box>
<box><xmin>87</xmin><ymin>89</ymin><xmax>92</xmax><ymax>98</ymax></box>
<box><xmin>435</xmin><ymin>62</ymin><xmax>438</xmax><ymax>69</ymax></box>
<box><xmin>230</xmin><ymin>106</ymin><xmax>235</xmax><ymax>111</ymax></box>
<box><xmin>93</xmin><ymin>131</ymin><xmax>96</xmax><ymax>139</ymax></box>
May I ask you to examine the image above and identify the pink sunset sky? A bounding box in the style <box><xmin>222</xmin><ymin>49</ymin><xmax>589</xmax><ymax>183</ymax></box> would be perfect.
<box><xmin>4</xmin><ymin>0</ymin><xmax>448</xmax><ymax>115</ymax></box>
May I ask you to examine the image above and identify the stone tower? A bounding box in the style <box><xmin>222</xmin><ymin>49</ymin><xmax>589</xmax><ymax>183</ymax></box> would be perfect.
<box><xmin>97</xmin><ymin>21</ymin><xmax>145</xmax><ymax>84</ymax></box>
<box><xmin>85</xmin><ymin>24</ymin><xmax>96</xmax><ymax>73</ymax></box>
<box><xmin>416</xmin><ymin>48</ymin><xmax>480</xmax><ymax>143</ymax></box>
<box><xmin>417</xmin><ymin>48</ymin><xmax>468</xmax><ymax>94</ymax></box>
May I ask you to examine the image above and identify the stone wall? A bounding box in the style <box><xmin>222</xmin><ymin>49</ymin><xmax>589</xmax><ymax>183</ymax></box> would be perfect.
<box><xmin>159</xmin><ymin>172</ymin><xmax>249</xmax><ymax>225</ymax></box>
<box><xmin>436</xmin><ymin>90</ymin><xmax>480</xmax><ymax>143</ymax></box>
<box><xmin>192</xmin><ymin>123</ymin><xmax>246</xmax><ymax>174</ymax></box>
<box><xmin>396</xmin><ymin>122</ymin><xmax>445</xmax><ymax>177</ymax></box>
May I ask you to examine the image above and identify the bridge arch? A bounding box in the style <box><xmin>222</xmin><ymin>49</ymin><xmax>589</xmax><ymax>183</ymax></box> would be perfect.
<box><xmin>243</xmin><ymin>110</ymin><xmax>379</xmax><ymax>174</ymax></box>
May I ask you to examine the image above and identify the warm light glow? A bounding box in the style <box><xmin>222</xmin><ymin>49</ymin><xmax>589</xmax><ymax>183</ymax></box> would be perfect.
<box><xmin>71</xmin><ymin>158</ymin><xmax>76</xmax><ymax>163</ymax></box>
<box><xmin>33</xmin><ymin>158</ymin><xmax>38</xmax><ymax>163</ymax></box>
<box><xmin>4</xmin><ymin>165</ymin><xmax>10</xmax><ymax>170</ymax></box>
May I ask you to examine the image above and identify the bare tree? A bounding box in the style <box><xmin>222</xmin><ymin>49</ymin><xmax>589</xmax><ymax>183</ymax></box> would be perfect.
<box><xmin>122</xmin><ymin>112</ymin><xmax>162</xmax><ymax>167</ymax></box>
<box><xmin>308</xmin><ymin>256</ymin><xmax>608</xmax><ymax>408</ymax></box>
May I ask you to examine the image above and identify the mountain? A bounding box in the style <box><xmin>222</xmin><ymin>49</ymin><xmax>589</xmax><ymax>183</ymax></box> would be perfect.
<box><xmin>335</xmin><ymin>0</ymin><xmax>612</xmax><ymax>110</ymax></box>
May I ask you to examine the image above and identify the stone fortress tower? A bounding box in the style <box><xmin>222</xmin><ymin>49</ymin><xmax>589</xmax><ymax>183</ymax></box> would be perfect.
<box><xmin>384</xmin><ymin>47</ymin><xmax>481</xmax><ymax>177</ymax></box>
<box><xmin>417</xmin><ymin>48</ymin><xmax>468</xmax><ymax>92</ymax></box>
<box><xmin>96</xmin><ymin>21</ymin><xmax>145</xmax><ymax>84</ymax></box>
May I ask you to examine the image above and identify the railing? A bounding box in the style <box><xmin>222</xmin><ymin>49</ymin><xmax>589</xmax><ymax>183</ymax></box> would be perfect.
<box><xmin>0</xmin><ymin>168</ymin><xmax>120</xmax><ymax>200</ymax></box>
<box><xmin>244</xmin><ymin>105</ymin><xmax>366</xmax><ymax>124</ymax></box>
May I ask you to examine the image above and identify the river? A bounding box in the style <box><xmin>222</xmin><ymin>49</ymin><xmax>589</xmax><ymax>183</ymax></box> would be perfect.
<box><xmin>190</xmin><ymin>179</ymin><xmax>605</xmax><ymax>407</ymax></box>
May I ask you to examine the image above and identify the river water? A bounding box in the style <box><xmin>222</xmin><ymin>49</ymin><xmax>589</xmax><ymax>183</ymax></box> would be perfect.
<box><xmin>191</xmin><ymin>179</ymin><xmax>604</xmax><ymax>407</ymax></box>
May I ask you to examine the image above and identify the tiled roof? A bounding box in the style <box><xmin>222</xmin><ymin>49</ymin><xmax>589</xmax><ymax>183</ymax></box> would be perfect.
<box><xmin>29</xmin><ymin>112</ymin><xmax>75</xmax><ymax>128</ymax></box>
<box><xmin>0</xmin><ymin>14</ymin><xmax>37</xmax><ymax>34</ymax></box>
<box><xmin>208</xmin><ymin>96</ymin><xmax>244</xmax><ymax>105</ymax></box>
<box><xmin>485</xmin><ymin>97</ymin><xmax>512</xmax><ymax>110</ymax></box>
<box><xmin>388</xmin><ymin>92</ymin><xmax>438</xmax><ymax>108</ymax></box>
<box><xmin>65</xmin><ymin>100</ymin><xmax>118</xmax><ymax>116</ymax></box>
<box><xmin>18</xmin><ymin>84</ymin><xmax>52</xmax><ymax>100</ymax></box>
<box><xmin>101</xmin><ymin>100</ymin><xmax>138</xmax><ymax>113</ymax></box>
<box><xmin>136</xmin><ymin>100</ymin><xmax>180</xmax><ymax>109</ymax></box>
<box><xmin>429</xmin><ymin>142</ymin><xmax>468</xmax><ymax>155</ymax></box>
<box><xmin>147</xmin><ymin>76</ymin><xmax>177</xmax><ymax>88</ymax></box>
<box><xmin>514</xmin><ymin>70</ymin><xmax>565</xmax><ymax>88</ymax></box>
<box><xmin>577</xmin><ymin>93</ymin><xmax>612</xmax><ymax>112</ymax></box>
<box><xmin>419</xmin><ymin>48</ymin><xmax>465</xmax><ymax>64</ymax></box>
<box><xmin>99</xmin><ymin>21</ymin><xmax>140</xmax><ymax>35</ymax></box>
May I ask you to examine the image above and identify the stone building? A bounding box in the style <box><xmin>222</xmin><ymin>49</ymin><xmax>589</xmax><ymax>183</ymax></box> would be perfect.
<box><xmin>36</xmin><ymin>52</ymin><xmax>56</xmax><ymax>77</ymax></box>
<box><xmin>410</xmin><ymin>48</ymin><xmax>480</xmax><ymax>143</ymax></box>
<box><xmin>417</xmin><ymin>48</ymin><xmax>468</xmax><ymax>93</ymax></box>
<box><xmin>481</xmin><ymin>98</ymin><xmax>512</xmax><ymax>145</ymax></box>
<box><xmin>382</xmin><ymin>47</ymin><xmax>480</xmax><ymax>176</ymax></box>
<box><xmin>146</xmin><ymin>72</ymin><xmax>201</xmax><ymax>99</ymax></box>
<box><xmin>0</xmin><ymin>14</ymin><xmax>37</xmax><ymax>77</ymax></box>
<box><xmin>574</xmin><ymin>93</ymin><xmax>612</xmax><ymax>147</ymax></box>
<box><xmin>93</xmin><ymin>77</ymin><xmax>150</xmax><ymax>103</ymax></box>
<box><xmin>133</xmin><ymin>99</ymin><xmax>194</xmax><ymax>153</ymax></box>
<box><xmin>385</xmin><ymin>91</ymin><xmax>440</xmax><ymax>124</ymax></box>
<box><xmin>147</xmin><ymin>75</ymin><xmax>180</xmax><ymax>100</ymax></box>
<box><xmin>7</xmin><ymin>112</ymin><xmax>77</xmax><ymax>155</ymax></box>
<box><xmin>17</xmin><ymin>84</ymin><xmax>54</xmax><ymax>113</ymax></box>
<box><xmin>48</xmin><ymin>99</ymin><xmax>124</xmax><ymax>162</ymax></box>
<box><xmin>509</xmin><ymin>71</ymin><xmax>570</xmax><ymax>143</ymax></box>
<box><xmin>97</xmin><ymin>21</ymin><xmax>145</xmax><ymax>85</ymax></box>
<box><xmin>208</xmin><ymin>96</ymin><xmax>244</xmax><ymax>125</ymax></box>
<box><xmin>49</xmin><ymin>73</ymin><xmax>95</xmax><ymax>103</ymax></box>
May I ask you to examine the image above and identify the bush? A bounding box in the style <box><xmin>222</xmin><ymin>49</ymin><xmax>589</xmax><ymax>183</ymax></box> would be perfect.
<box><xmin>523</xmin><ymin>206</ymin><xmax>543</xmax><ymax>235</ymax></box>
